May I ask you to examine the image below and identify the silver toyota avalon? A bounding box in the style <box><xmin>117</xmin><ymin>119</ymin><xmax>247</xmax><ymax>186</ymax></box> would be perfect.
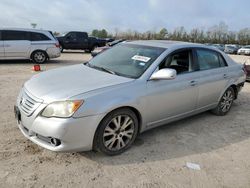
<box><xmin>15</xmin><ymin>41</ymin><xmax>246</xmax><ymax>155</ymax></box>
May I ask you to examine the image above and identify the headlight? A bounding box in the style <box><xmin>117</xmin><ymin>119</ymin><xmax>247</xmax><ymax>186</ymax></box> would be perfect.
<box><xmin>41</xmin><ymin>100</ymin><xmax>83</xmax><ymax>118</ymax></box>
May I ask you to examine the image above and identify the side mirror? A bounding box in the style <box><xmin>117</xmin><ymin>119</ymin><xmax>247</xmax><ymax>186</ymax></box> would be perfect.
<box><xmin>150</xmin><ymin>68</ymin><xmax>177</xmax><ymax>80</ymax></box>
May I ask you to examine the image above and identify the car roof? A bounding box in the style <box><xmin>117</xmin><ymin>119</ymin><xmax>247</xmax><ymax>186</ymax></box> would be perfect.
<box><xmin>127</xmin><ymin>40</ymin><xmax>210</xmax><ymax>49</ymax></box>
<box><xmin>0</xmin><ymin>28</ymin><xmax>50</xmax><ymax>33</ymax></box>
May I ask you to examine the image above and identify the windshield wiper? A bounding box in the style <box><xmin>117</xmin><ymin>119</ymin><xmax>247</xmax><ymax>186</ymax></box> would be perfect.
<box><xmin>99</xmin><ymin>67</ymin><xmax>117</xmax><ymax>75</ymax></box>
<box><xmin>85</xmin><ymin>63</ymin><xmax>117</xmax><ymax>75</ymax></box>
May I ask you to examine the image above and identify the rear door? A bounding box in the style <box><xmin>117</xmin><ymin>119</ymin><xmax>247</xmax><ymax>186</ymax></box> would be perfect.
<box><xmin>194</xmin><ymin>48</ymin><xmax>229</xmax><ymax>108</ymax></box>
<box><xmin>3</xmin><ymin>30</ymin><xmax>31</xmax><ymax>58</ymax></box>
<box><xmin>0</xmin><ymin>31</ymin><xmax>4</xmax><ymax>58</ymax></box>
<box><xmin>76</xmin><ymin>32</ymin><xmax>88</xmax><ymax>49</ymax></box>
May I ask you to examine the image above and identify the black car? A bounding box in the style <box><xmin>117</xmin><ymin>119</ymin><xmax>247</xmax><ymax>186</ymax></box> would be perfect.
<box><xmin>57</xmin><ymin>31</ymin><xmax>106</xmax><ymax>52</ymax></box>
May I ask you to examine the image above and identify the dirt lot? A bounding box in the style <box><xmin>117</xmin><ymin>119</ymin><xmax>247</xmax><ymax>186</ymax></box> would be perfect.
<box><xmin>0</xmin><ymin>52</ymin><xmax>250</xmax><ymax>188</ymax></box>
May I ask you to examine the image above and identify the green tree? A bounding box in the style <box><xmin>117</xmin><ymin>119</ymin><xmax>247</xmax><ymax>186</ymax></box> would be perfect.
<box><xmin>157</xmin><ymin>28</ymin><xmax>168</xmax><ymax>39</ymax></box>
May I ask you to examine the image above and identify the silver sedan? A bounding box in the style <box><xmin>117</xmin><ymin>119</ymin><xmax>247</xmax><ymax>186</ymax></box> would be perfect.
<box><xmin>15</xmin><ymin>41</ymin><xmax>246</xmax><ymax>155</ymax></box>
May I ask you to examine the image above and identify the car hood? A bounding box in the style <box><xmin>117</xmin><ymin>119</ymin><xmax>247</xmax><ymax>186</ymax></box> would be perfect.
<box><xmin>24</xmin><ymin>64</ymin><xmax>133</xmax><ymax>102</ymax></box>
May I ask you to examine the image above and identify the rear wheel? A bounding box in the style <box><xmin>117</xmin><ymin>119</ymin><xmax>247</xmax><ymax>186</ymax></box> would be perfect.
<box><xmin>211</xmin><ymin>87</ymin><xmax>235</xmax><ymax>116</ymax></box>
<box><xmin>59</xmin><ymin>45</ymin><xmax>64</xmax><ymax>53</ymax></box>
<box><xmin>87</xmin><ymin>44</ymin><xmax>98</xmax><ymax>53</ymax></box>
<box><xmin>94</xmin><ymin>108</ymin><xmax>139</xmax><ymax>155</ymax></box>
<box><xmin>31</xmin><ymin>51</ymin><xmax>47</xmax><ymax>64</ymax></box>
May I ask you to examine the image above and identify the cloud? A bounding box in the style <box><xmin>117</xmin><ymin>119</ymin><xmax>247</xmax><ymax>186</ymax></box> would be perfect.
<box><xmin>0</xmin><ymin>0</ymin><xmax>249</xmax><ymax>33</ymax></box>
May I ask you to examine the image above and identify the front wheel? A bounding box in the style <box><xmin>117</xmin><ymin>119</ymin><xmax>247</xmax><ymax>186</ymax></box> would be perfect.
<box><xmin>31</xmin><ymin>51</ymin><xmax>47</xmax><ymax>64</ymax></box>
<box><xmin>211</xmin><ymin>87</ymin><xmax>235</xmax><ymax>116</ymax></box>
<box><xmin>94</xmin><ymin>109</ymin><xmax>139</xmax><ymax>155</ymax></box>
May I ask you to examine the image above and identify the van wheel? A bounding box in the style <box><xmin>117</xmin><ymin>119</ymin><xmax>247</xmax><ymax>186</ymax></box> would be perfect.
<box><xmin>32</xmin><ymin>51</ymin><xmax>47</xmax><ymax>64</ymax></box>
<box><xmin>211</xmin><ymin>87</ymin><xmax>235</xmax><ymax>116</ymax></box>
<box><xmin>94</xmin><ymin>108</ymin><xmax>139</xmax><ymax>155</ymax></box>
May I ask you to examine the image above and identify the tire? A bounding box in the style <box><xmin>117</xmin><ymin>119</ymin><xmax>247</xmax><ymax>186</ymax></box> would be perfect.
<box><xmin>94</xmin><ymin>108</ymin><xmax>139</xmax><ymax>155</ymax></box>
<box><xmin>59</xmin><ymin>45</ymin><xmax>64</xmax><ymax>53</ymax></box>
<box><xmin>87</xmin><ymin>44</ymin><xmax>98</xmax><ymax>53</ymax></box>
<box><xmin>31</xmin><ymin>51</ymin><xmax>47</xmax><ymax>64</ymax></box>
<box><xmin>211</xmin><ymin>87</ymin><xmax>235</xmax><ymax>116</ymax></box>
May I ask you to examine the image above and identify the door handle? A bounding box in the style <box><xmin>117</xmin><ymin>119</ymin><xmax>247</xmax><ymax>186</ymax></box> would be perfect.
<box><xmin>190</xmin><ymin>80</ymin><xmax>198</xmax><ymax>86</ymax></box>
<box><xmin>223</xmin><ymin>74</ymin><xmax>228</xmax><ymax>79</ymax></box>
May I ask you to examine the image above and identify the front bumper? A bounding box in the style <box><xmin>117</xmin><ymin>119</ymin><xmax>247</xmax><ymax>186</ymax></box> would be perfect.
<box><xmin>14</xmin><ymin>105</ymin><xmax>104</xmax><ymax>152</ymax></box>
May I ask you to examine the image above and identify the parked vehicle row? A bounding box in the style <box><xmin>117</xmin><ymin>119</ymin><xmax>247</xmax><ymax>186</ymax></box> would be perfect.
<box><xmin>57</xmin><ymin>31</ymin><xmax>106</xmax><ymax>53</ymax></box>
<box><xmin>0</xmin><ymin>28</ymin><xmax>61</xmax><ymax>63</ymax></box>
<box><xmin>237</xmin><ymin>45</ymin><xmax>250</xmax><ymax>55</ymax></box>
<box><xmin>206</xmin><ymin>43</ymin><xmax>250</xmax><ymax>56</ymax></box>
<box><xmin>15</xmin><ymin>41</ymin><xmax>246</xmax><ymax>155</ymax></box>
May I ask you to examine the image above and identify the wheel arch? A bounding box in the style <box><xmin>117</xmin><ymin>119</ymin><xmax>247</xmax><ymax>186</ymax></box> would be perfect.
<box><xmin>218</xmin><ymin>84</ymin><xmax>238</xmax><ymax>102</ymax></box>
<box><xmin>30</xmin><ymin>49</ymin><xmax>49</xmax><ymax>60</ymax></box>
<box><xmin>230</xmin><ymin>84</ymin><xmax>238</xmax><ymax>99</ymax></box>
<box><xmin>92</xmin><ymin>106</ymin><xmax>142</xmax><ymax>150</ymax></box>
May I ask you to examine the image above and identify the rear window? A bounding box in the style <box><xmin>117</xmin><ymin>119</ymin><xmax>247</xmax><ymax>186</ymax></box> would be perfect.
<box><xmin>3</xmin><ymin>30</ymin><xmax>30</xmax><ymax>40</ymax></box>
<box><xmin>31</xmin><ymin>32</ymin><xmax>51</xmax><ymax>41</ymax></box>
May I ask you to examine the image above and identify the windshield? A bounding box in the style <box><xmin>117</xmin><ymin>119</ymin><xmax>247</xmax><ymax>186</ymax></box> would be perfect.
<box><xmin>88</xmin><ymin>44</ymin><xmax>165</xmax><ymax>78</ymax></box>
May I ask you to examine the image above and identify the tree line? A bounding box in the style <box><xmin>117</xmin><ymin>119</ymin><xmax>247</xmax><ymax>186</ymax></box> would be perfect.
<box><xmin>91</xmin><ymin>22</ymin><xmax>250</xmax><ymax>45</ymax></box>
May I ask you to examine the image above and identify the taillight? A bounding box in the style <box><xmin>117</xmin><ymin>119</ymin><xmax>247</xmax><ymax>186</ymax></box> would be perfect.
<box><xmin>55</xmin><ymin>43</ymin><xmax>60</xmax><ymax>48</ymax></box>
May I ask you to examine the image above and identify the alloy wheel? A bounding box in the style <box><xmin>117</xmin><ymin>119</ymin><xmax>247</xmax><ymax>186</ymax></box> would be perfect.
<box><xmin>34</xmin><ymin>52</ymin><xmax>46</xmax><ymax>63</ymax></box>
<box><xmin>103</xmin><ymin>115</ymin><xmax>135</xmax><ymax>151</ymax></box>
<box><xmin>220</xmin><ymin>90</ymin><xmax>234</xmax><ymax>112</ymax></box>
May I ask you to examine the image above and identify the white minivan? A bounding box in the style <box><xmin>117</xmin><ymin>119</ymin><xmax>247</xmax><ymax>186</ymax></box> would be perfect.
<box><xmin>0</xmin><ymin>28</ymin><xmax>61</xmax><ymax>63</ymax></box>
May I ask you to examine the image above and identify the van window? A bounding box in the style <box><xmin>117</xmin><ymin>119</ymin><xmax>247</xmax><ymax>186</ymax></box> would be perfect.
<box><xmin>3</xmin><ymin>30</ymin><xmax>30</xmax><ymax>40</ymax></box>
<box><xmin>0</xmin><ymin>31</ymin><xmax>2</xmax><ymax>40</ymax></box>
<box><xmin>31</xmin><ymin>32</ymin><xmax>51</xmax><ymax>41</ymax></box>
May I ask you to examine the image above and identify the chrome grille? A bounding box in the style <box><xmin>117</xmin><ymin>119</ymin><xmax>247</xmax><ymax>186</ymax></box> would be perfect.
<box><xmin>19</xmin><ymin>90</ymin><xmax>42</xmax><ymax>116</ymax></box>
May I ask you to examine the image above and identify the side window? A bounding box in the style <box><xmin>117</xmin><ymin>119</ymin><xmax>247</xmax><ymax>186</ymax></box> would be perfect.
<box><xmin>3</xmin><ymin>30</ymin><xmax>30</xmax><ymax>40</ymax></box>
<box><xmin>66</xmin><ymin>32</ymin><xmax>77</xmax><ymax>40</ymax></box>
<box><xmin>159</xmin><ymin>50</ymin><xmax>193</xmax><ymax>75</ymax></box>
<box><xmin>0</xmin><ymin>31</ymin><xmax>2</xmax><ymax>40</ymax></box>
<box><xmin>77</xmin><ymin>32</ymin><xmax>87</xmax><ymax>39</ymax></box>
<box><xmin>196</xmin><ymin>49</ymin><xmax>221</xmax><ymax>70</ymax></box>
<box><xmin>83</xmin><ymin>33</ymin><xmax>88</xmax><ymax>38</ymax></box>
<box><xmin>31</xmin><ymin>32</ymin><xmax>50</xmax><ymax>41</ymax></box>
<box><xmin>218</xmin><ymin>55</ymin><xmax>227</xmax><ymax>67</ymax></box>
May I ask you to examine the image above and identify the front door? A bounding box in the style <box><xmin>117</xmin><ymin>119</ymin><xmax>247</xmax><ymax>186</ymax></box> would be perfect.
<box><xmin>63</xmin><ymin>32</ymin><xmax>80</xmax><ymax>49</ymax></box>
<box><xmin>145</xmin><ymin>49</ymin><xmax>199</xmax><ymax>128</ymax></box>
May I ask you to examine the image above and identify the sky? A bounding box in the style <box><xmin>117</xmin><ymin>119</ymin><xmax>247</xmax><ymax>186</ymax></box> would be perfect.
<box><xmin>0</xmin><ymin>0</ymin><xmax>249</xmax><ymax>34</ymax></box>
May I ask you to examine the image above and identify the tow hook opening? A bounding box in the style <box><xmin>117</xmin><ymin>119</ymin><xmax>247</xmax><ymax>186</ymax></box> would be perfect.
<box><xmin>50</xmin><ymin>138</ymin><xmax>61</xmax><ymax>147</ymax></box>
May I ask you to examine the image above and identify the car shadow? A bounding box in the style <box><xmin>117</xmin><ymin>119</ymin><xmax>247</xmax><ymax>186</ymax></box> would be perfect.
<box><xmin>62</xmin><ymin>50</ymin><xmax>89</xmax><ymax>54</ymax></box>
<box><xmin>79</xmin><ymin>91</ymin><xmax>250</xmax><ymax>165</ymax></box>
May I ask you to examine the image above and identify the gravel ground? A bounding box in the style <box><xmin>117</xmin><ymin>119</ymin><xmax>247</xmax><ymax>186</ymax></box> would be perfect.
<box><xmin>0</xmin><ymin>52</ymin><xmax>250</xmax><ymax>188</ymax></box>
